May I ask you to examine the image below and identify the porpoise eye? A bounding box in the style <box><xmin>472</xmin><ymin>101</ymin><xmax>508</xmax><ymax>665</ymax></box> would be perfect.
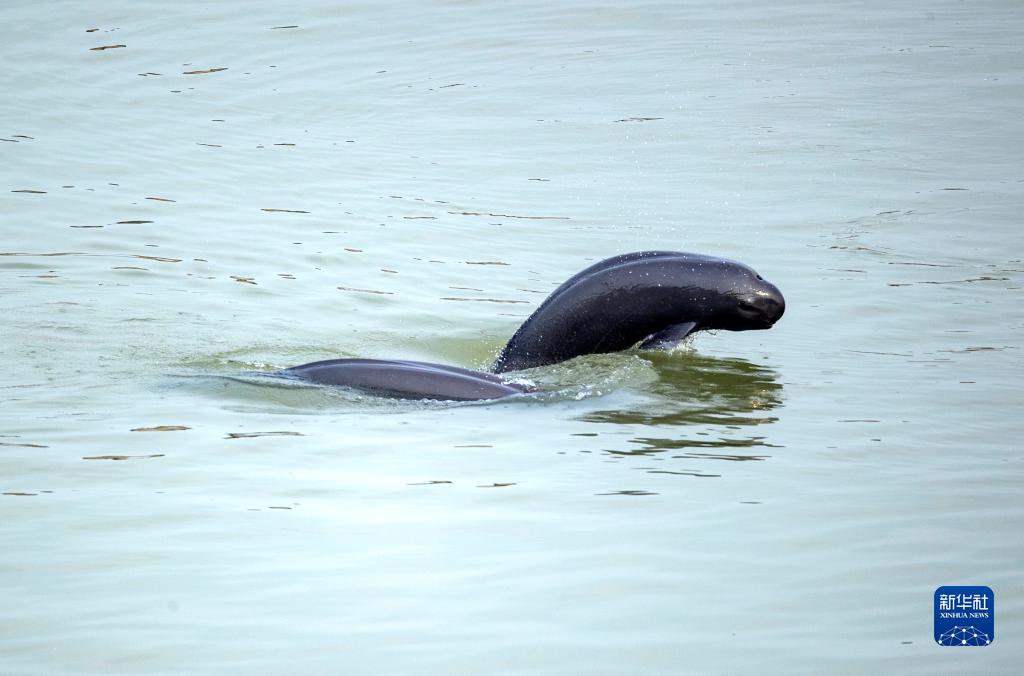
<box><xmin>756</xmin><ymin>274</ymin><xmax>763</xmax><ymax>280</ymax></box>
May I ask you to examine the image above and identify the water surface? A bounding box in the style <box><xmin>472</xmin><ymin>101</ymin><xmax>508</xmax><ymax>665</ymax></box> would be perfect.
<box><xmin>2</xmin><ymin>1</ymin><xmax>1022</xmax><ymax>673</ymax></box>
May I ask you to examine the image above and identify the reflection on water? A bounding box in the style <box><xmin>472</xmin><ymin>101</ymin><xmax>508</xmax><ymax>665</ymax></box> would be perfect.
<box><xmin>581</xmin><ymin>350</ymin><xmax>783</xmax><ymax>457</ymax></box>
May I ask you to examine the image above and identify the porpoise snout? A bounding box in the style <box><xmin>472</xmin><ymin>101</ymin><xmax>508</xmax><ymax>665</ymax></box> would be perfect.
<box><xmin>756</xmin><ymin>281</ymin><xmax>785</xmax><ymax>327</ymax></box>
<box><xmin>737</xmin><ymin>281</ymin><xmax>785</xmax><ymax>328</ymax></box>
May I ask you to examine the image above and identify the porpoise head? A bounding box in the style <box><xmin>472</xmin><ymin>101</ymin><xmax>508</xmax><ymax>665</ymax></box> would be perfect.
<box><xmin>681</xmin><ymin>257</ymin><xmax>786</xmax><ymax>332</ymax></box>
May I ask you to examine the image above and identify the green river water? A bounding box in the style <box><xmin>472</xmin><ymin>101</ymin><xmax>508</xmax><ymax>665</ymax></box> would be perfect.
<box><xmin>2</xmin><ymin>1</ymin><xmax>1022</xmax><ymax>673</ymax></box>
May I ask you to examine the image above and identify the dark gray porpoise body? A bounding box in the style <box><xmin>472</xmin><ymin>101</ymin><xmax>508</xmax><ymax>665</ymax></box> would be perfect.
<box><xmin>279</xmin><ymin>359</ymin><xmax>531</xmax><ymax>401</ymax></box>
<box><xmin>277</xmin><ymin>251</ymin><xmax>785</xmax><ymax>400</ymax></box>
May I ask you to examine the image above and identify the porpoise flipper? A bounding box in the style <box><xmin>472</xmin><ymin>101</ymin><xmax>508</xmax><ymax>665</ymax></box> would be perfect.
<box><xmin>637</xmin><ymin>322</ymin><xmax>698</xmax><ymax>351</ymax></box>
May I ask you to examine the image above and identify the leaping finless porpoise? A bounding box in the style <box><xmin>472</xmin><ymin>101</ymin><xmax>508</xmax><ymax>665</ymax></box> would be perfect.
<box><xmin>276</xmin><ymin>251</ymin><xmax>785</xmax><ymax>400</ymax></box>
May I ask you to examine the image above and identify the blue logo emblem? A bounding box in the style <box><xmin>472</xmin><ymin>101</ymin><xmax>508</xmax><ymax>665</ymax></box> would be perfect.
<box><xmin>934</xmin><ymin>586</ymin><xmax>994</xmax><ymax>646</ymax></box>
